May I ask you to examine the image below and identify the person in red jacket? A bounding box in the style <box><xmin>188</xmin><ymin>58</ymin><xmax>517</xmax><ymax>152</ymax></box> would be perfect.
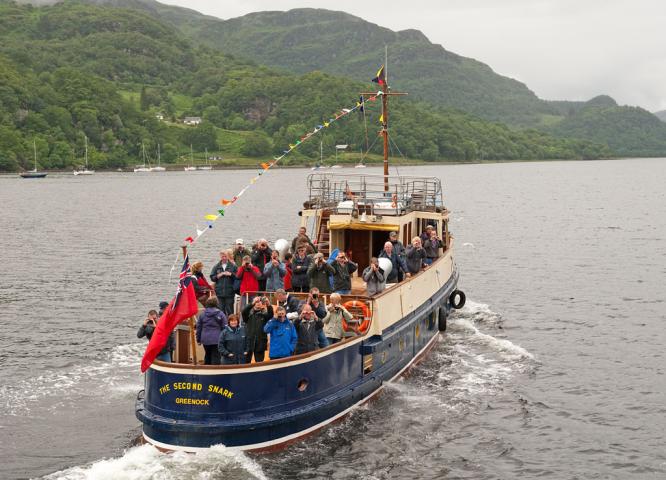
<box><xmin>191</xmin><ymin>261</ymin><xmax>213</xmax><ymax>305</ymax></box>
<box><xmin>283</xmin><ymin>252</ymin><xmax>293</xmax><ymax>291</ymax></box>
<box><xmin>235</xmin><ymin>255</ymin><xmax>262</xmax><ymax>299</ymax></box>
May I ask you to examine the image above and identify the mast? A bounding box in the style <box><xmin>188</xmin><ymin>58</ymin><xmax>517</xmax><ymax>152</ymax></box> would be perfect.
<box><xmin>361</xmin><ymin>47</ymin><xmax>407</xmax><ymax>192</ymax></box>
<box><xmin>33</xmin><ymin>139</ymin><xmax>37</xmax><ymax>171</ymax></box>
<box><xmin>84</xmin><ymin>135</ymin><xmax>88</xmax><ymax>168</ymax></box>
<box><xmin>158</xmin><ymin>143</ymin><xmax>161</xmax><ymax>166</ymax></box>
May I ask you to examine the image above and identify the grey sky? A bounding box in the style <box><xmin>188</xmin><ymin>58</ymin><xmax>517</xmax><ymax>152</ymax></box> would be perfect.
<box><xmin>161</xmin><ymin>0</ymin><xmax>665</xmax><ymax>111</ymax></box>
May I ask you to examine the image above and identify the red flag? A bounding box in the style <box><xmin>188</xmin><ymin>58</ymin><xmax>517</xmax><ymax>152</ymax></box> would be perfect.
<box><xmin>140</xmin><ymin>256</ymin><xmax>199</xmax><ymax>372</ymax></box>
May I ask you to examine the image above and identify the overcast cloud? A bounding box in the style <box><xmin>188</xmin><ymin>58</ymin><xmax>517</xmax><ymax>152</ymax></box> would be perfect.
<box><xmin>161</xmin><ymin>0</ymin><xmax>666</xmax><ymax>111</ymax></box>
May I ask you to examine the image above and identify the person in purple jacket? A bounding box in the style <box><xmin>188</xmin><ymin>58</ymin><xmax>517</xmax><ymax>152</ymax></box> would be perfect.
<box><xmin>196</xmin><ymin>297</ymin><xmax>227</xmax><ymax>365</ymax></box>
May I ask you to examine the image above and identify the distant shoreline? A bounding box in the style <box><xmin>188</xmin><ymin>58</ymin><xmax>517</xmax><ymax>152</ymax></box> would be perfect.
<box><xmin>4</xmin><ymin>156</ymin><xmax>662</xmax><ymax>176</ymax></box>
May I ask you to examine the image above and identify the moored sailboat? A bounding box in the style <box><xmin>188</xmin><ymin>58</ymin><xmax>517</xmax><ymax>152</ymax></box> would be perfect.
<box><xmin>150</xmin><ymin>144</ymin><xmax>166</xmax><ymax>172</ymax></box>
<box><xmin>136</xmin><ymin>62</ymin><xmax>465</xmax><ymax>452</ymax></box>
<box><xmin>73</xmin><ymin>135</ymin><xmax>94</xmax><ymax>175</ymax></box>
<box><xmin>134</xmin><ymin>142</ymin><xmax>151</xmax><ymax>173</ymax></box>
<box><xmin>20</xmin><ymin>140</ymin><xmax>47</xmax><ymax>178</ymax></box>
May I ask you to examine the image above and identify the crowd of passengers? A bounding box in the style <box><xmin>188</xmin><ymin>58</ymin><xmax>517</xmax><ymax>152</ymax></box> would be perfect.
<box><xmin>138</xmin><ymin>225</ymin><xmax>445</xmax><ymax>365</ymax></box>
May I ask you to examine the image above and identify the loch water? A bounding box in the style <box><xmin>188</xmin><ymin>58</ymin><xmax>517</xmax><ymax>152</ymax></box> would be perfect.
<box><xmin>0</xmin><ymin>159</ymin><xmax>664</xmax><ymax>479</ymax></box>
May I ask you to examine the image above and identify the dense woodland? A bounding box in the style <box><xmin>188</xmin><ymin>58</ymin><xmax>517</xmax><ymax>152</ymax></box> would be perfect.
<box><xmin>1</xmin><ymin>1</ymin><xmax>664</xmax><ymax>171</ymax></box>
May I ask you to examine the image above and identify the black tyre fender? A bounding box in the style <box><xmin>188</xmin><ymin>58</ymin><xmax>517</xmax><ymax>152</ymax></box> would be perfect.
<box><xmin>438</xmin><ymin>306</ymin><xmax>447</xmax><ymax>332</ymax></box>
<box><xmin>449</xmin><ymin>289</ymin><xmax>466</xmax><ymax>310</ymax></box>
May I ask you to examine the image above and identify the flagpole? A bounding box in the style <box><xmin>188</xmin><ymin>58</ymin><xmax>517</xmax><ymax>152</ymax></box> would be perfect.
<box><xmin>181</xmin><ymin>245</ymin><xmax>198</xmax><ymax>366</ymax></box>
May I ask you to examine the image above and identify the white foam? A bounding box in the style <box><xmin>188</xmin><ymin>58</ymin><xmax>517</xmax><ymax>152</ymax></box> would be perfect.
<box><xmin>41</xmin><ymin>444</ymin><xmax>268</xmax><ymax>480</ymax></box>
<box><xmin>450</xmin><ymin>317</ymin><xmax>533</xmax><ymax>361</ymax></box>
<box><xmin>0</xmin><ymin>343</ymin><xmax>144</xmax><ymax>416</ymax></box>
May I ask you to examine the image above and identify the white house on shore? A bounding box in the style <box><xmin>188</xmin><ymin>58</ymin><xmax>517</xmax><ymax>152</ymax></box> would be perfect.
<box><xmin>183</xmin><ymin>116</ymin><xmax>202</xmax><ymax>125</ymax></box>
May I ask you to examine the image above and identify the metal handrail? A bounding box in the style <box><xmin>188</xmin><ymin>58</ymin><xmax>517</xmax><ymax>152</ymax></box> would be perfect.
<box><xmin>307</xmin><ymin>173</ymin><xmax>443</xmax><ymax>213</ymax></box>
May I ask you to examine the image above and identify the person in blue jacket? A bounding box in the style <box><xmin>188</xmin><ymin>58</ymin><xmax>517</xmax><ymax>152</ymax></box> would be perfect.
<box><xmin>218</xmin><ymin>314</ymin><xmax>247</xmax><ymax>365</ymax></box>
<box><xmin>263</xmin><ymin>306</ymin><xmax>297</xmax><ymax>360</ymax></box>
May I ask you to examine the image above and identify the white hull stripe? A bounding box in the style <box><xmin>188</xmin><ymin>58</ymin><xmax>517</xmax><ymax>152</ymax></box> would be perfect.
<box><xmin>144</xmin><ymin>332</ymin><xmax>441</xmax><ymax>452</ymax></box>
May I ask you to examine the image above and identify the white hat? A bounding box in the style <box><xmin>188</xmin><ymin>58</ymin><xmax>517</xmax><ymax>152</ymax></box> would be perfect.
<box><xmin>235</xmin><ymin>238</ymin><xmax>244</xmax><ymax>245</ymax></box>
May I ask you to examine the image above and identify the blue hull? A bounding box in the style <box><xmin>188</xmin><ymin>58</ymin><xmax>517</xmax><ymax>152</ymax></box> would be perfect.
<box><xmin>136</xmin><ymin>269</ymin><xmax>459</xmax><ymax>451</ymax></box>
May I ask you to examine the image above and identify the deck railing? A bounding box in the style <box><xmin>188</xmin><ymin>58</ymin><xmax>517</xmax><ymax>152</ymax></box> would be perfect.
<box><xmin>306</xmin><ymin>173</ymin><xmax>444</xmax><ymax>213</ymax></box>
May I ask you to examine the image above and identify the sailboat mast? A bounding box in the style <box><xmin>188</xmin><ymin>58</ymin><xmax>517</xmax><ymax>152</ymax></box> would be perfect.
<box><xmin>158</xmin><ymin>143</ymin><xmax>161</xmax><ymax>166</ymax></box>
<box><xmin>33</xmin><ymin>139</ymin><xmax>37</xmax><ymax>171</ymax></box>
<box><xmin>84</xmin><ymin>135</ymin><xmax>88</xmax><ymax>168</ymax></box>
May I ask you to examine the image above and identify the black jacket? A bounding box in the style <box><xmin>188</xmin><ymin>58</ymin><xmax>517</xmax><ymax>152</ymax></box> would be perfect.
<box><xmin>210</xmin><ymin>261</ymin><xmax>238</xmax><ymax>298</ymax></box>
<box><xmin>218</xmin><ymin>325</ymin><xmax>248</xmax><ymax>364</ymax></box>
<box><xmin>291</xmin><ymin>254</ymin><xmax>312</xmax><ymax>289</ymax></box>
<box><xmin>332</xmin><ymin>260</ymin><xmax>358</xmax><ymax>292</ymax></box>
<box><xmin>137</xmin><ymin>323</ymin><xmax>175</xmax><ymax>355</ymax></box>
<box><xmin>242</xmin><ymin>303</ymin><xmax>273</xmax><ymax>352</ymax></box>
<box><xmin>294</xmin><ymin>317</ymin><xmax>324</xmax><ymax>355</ymax></box>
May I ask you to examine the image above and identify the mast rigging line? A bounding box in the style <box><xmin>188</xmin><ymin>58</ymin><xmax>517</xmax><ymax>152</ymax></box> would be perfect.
<box><xmin>166</xmin><ymin>94</ymin><xmax>382</xmax><ymax>281</ymax></box>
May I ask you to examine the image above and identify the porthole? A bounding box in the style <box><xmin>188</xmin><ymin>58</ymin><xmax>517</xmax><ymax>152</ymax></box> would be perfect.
<box><xmin>297</xmin><ymin>378</ymin><xmax>309</xmax><ymax>392</ymax></box>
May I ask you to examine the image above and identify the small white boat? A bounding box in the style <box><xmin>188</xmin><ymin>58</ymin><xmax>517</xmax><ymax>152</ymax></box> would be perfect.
<box><xmin>150</xmin><ymin>144</ymin><xmax>166</xmax><ymax>172</ymax></box>
<box><xmin>197</xmin><ymin>149</ymin><xmax>213</xmax><ymax>170</ymax></box>
<box><xmin>183</xmin><ymin>166</ymin><xmax>197</xmax><ymax>171</ymax></box>
<box><xmin>73</xmin><ymin>136</ymin><xmax>95</xmax><ymax>175</ymax></box>
<box><xmin>355</xmin><ymin>162</ymin><xmax>367</xmax><ymax>168</ymax></box>
<box><xmin>134</xmin><ymin>142</ymin><xmax>151</xmax><ymax>173</ymax></box>
<box><xmin>184</xmin><ymin>144</ymin><xmax>197</xmax><ymax>171</ymax></box>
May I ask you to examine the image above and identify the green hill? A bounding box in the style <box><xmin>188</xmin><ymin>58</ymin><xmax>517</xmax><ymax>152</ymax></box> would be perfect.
<box><xmin>0</xmin><ymin>1</ymin><xmax>614</xmax><ymax>171</ymax></box>
<box><xmin>546</xmin><ymin>97</ymin><xmax>666</xmax><ymax>157</ymax></box>
<box><xmin>654</xmin><ymin>110</ymin><xmax>666</xmax><ymax>122</ymax></box>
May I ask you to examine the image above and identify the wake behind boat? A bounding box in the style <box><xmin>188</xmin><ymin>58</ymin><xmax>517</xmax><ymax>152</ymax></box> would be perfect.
<box><xmin>135</xmin><ymin>63</ymin><xmax>466</xmax><ymax>452</ymax></box>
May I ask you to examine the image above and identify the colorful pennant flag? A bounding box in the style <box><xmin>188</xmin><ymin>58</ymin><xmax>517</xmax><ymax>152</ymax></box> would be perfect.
<box><xmin>261</xmin><ymin>162</ymin><xmax>270</xmax><ymax>170</ymax></box>
<box><xmin>379</xmin><ymin>114</ymin><xmax>384</xmax><ymax>124</ymax></box>
<box><xmin>204</xmin><ymin>214</ymin><xmax>218</xmax><ymax>221</ymax></box>
<box><xmin>184</xmin><ymin>236</ymin><xmax>194</xmax><ymax>244</ymax></box>
<box><xmin>372</xmin><ymin>65</ymin><xmax>386</xmax><ymax>85</ymax></box>
<box><xmin>217</xmin><ymin>209</ymin><xmax>225</xmax><ymax>216</ymax></box>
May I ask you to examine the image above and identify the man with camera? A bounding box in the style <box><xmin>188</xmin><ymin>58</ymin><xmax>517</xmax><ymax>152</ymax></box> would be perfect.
<box><xmin>293</xmin><ymin>304</ymin><xmax>324</xmax><ymax>355</ymax></box>
<box><xmin>251</xmin><ymin>239</ymin><xmax>273</xmax><ymax>291</ymax></box>
<box><xmin>323</xmin><ymin>293</ymin><xmax>353</xmax><ymax>344</ymax></box>
<box><xmin>423</xmin><ymin>229</ymin><xmax>443</xmax><ymax>265</ymax></box>
<box><xmin>405</xmin><ymin>236</ymin><xmax>427</xmax><ymax>274</ymax></box>
<box><xmin>242</xmin><ymin>296</ymin><xmax>274</xmax><ymax>363</ymax></box>
<box><xmin>137</xmin><ymin>309</ymin><xmax>173</xmax><ymax>362</ymax></box>
<box><xmin>332</xmin><ymin>252</ymin><xmax>358</xmax><ymax>295</ymax></box>
<box><xmin>307</xmin><ymin>252</ymin><xmax>335</xmax><ymax>293</ymax></box>
<box><xmin>362</xmin><ymin>257</ymin><xmax>386</xmax><ymax>296</ymax></box>
<box><xmin>235</xmin><ymin>255</ymin><xmax>261</xmax><ymax>297</ymax></box>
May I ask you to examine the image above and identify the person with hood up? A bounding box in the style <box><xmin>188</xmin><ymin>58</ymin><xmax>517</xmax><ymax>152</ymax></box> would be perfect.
<box><xmin>235</xmin><ymin>255</ymin><xmax>261</xmax><ymax>296</ymax></box>
<box><xmin>263</xmin><ymin>306</ymin><xmax>297</xmax><ymax>360</ymax></box>
<box><xmin>196</xmin><ymin>297</ymin><xmax>227</xmax><ymax>365</ymax></box>
<box><xmin>218</xmin><ymin>314</ymin><xmax>247</xmax><ymax>365</ymax></box>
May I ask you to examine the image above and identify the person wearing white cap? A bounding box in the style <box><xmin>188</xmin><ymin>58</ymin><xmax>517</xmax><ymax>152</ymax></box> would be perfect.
<box><xmin>232</xmin><ymin>238</ymin><xmax>251</xmax><ymax>267</ymax></box>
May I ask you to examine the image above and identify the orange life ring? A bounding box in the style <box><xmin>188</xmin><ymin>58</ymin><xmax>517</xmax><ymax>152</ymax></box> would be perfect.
<box><xmin>391</xmin><ymin>194</ymin><xmax>397</xmax><ymax>208</ymax></box>
<box><xmin>342</xmin><ymin>300</ymin><xmax>372</xmax><ymax>334</ymax></box>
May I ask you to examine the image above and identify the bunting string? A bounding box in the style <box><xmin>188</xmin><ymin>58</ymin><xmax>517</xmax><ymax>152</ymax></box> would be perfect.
<box><xmin>175</xmin><ymin>92</ymin><xmax>383</xmax><ymax>264</ymax></box>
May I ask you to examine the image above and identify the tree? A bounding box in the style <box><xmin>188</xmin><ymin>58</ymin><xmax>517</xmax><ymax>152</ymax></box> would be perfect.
<box><xmin>241</xmin><ymin>132</ymin><xmax>272</xmax><ymax>157</ymax></box>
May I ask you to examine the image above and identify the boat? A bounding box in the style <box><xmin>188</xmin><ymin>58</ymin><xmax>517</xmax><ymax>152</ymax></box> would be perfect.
<box><xmin>150</xmin><ymin>144</ymin><xmax>166</xmax><ymax>172</ymax></box>
<box><xmin>135</xmin><ymin>65</ymin><xmax>466</xmax><ymax>452</ymax></box>
<box><xmin>184</xmin><ymin>144</ymin><xmax>197</xmax><ymax>171</ymax></box>
<box><xmin>197</xmin><ymin>149</ymin><xmax>213</xmax><ymax>170</ymax></box>
<box><xmin>20</xmin><ymin>140</ymin><xmax>47</xmax><ymax>178</ymax></box>
<box><xmin>134</xmin><ymin>142</ymin><xmax>151</xmax><ymax>173</ymax></box>
<box><xmin>73</xmin><ymin>136</ymin><xmax>95</xmax><ymax>176</ymax></box>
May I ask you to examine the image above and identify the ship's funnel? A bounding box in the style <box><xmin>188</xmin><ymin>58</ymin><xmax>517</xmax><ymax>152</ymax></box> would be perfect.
<box><xmin>377</xmin><ymin>257</ymin><xmax>392</xmax><ymax>283</ymax></box>
<box><xmin>274</xmin><ymin>238</ymin><xmax>290</xmax><ymax>260</ymax></box>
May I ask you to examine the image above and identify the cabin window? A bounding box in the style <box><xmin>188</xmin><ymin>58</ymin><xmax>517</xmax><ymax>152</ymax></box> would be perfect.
<box><xmin>381</xmin><ymin>351</ymin><xmax>388</xmax><ymax>364</ymax></box>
